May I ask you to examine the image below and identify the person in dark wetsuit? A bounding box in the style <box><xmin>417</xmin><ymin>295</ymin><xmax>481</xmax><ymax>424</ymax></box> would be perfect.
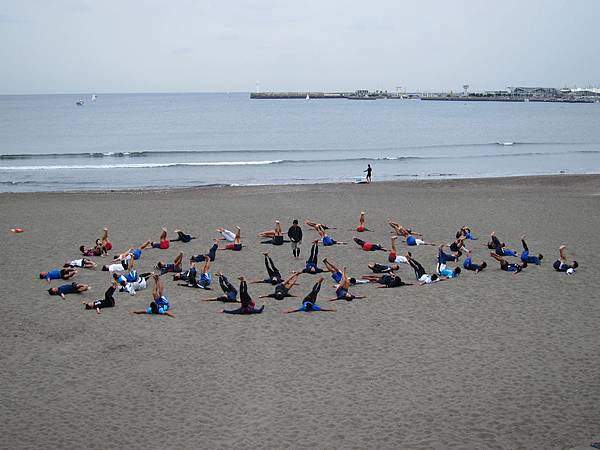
<box><xmin>221</xmin><ymin>277</ymin><xmax>264</xmax><ymax>314</ymax></box>
<box><xmin>259</xmin><ymin>271</ymin><xmax>302</xmax><ymax>300</ymax></box>
<box><xmin>361</xmin><ymin>273</ymin><xmax>411</xmax><ymax>288</ymax></box>
<box><xmin>520</xmin><ymin>235</ymin><xmax>543</xmax><ymax>265</ymax></box>
<box><xmin>353</xmin><ymin>237</ymin><xmax>386</xmax><ymax>252</ymax></box>
<box><xmin>553</xmin><ymin>245</ymin><xmax>578</xmax><ymax>273</ymax></box>
<box><xmin>84</xmin><ymin>280</ymin><xmax>118</xmax><ymax>313</ymax></box>
<box><xmin>364</xmin><ymin>164</ymin><xmax>372</xmax><ymax>183</ymax></box>
<box><xmin>190</xmin><ymin>240</ymin><xmax>219</xmax><ymax>263</ymax></box>
<box><xmin>203</xmin><ymin>272</ymin><xmax>238</xmax><ymax>302</ymax></box>
<box><xmin>170</xmin><ymin>229</ymin><xmax>196</xmax><ymax>243</ymax></box>
<box><xmin>437</xmin><ymin>244</ymin><xmax>461</xmax><ymax>273</ymax></box>
<box><xmin>490</xmin><ymin>253</ymin><xmax>526</xmax><ymax>273</ymax></box>
<box><xmin>285</xmin><ymin>277</ymin><xmax>336</xmax><ymax>313</ymax></box>
<box><xmin>288</xmin><ymin>219</ymin><xmax>303</xmax><ymax>258</ymax></box>
<box><xmin>302</xmin><ymin>241</ymin><xmax>325</xmax><ymax>274</ymax></box>
<box><xmin>250</xmin><ymin>253</ymin><xmax>283</xmax><ymax>285</ymax></box>
<box><xmin>368</xmin><ymin>262</ymin><xmax>400</xmax><ymax>273</ymax></box>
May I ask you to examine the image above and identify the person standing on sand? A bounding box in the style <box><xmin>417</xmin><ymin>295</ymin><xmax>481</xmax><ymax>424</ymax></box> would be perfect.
<box><xmin>364</xmin><ymin>164</ymin><xmax>372</xmax><ymax>183</ymax></box>
<box><xmin>288</xmin><ymin>219</ymin><xmax>303</xmax><ymax>258</ymax></box>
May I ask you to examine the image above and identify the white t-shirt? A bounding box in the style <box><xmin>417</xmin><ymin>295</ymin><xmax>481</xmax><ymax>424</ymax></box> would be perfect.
<box><xmin>69</xmin><ymin>259</ymin><xmax>84</xmax><ymax>267</ymax></box>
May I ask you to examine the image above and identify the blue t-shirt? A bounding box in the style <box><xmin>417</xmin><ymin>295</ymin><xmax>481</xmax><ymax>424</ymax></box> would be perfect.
<box><xmin>46</xmin><ymin>270</ymin><xmax>61</xmax><ymax>280</ymax></box>
<box><xmin>323</xmin><ymin>236</ymin><xmax>335</xmax><ymax>246</ymax></box>
<box><xmin>440</xmin><ymin>268</ymin><xmax>458</xmax><ymax>278</ymax></box>
<box><xmin>125</xmin><ymin>270</ymin><xmax>138</xmax><ymax>282</ymax></box>
<box><xmin>406</xmin><ymin>235</ymin><xmax>417</xmax><ymax>246</ymax></box>
<box><xmin>147</xmin><ymin>296</ymin><xmax>170</xmax><ymax>314</ymax></box>
<box><xmin>132</xmin><ymin>248</ymin><xmax>142</xmax><ymax>260</ymax></box>
<box><xmin>58</xmin><ymin>283</ymin><xmax>76</xmax><ymax>294</ymax></box>
<box><xmin>300</xmin><ymin>301</ymin><xmax>321</xmax><ymax>312</ymax></box>
<box><xmin>331</xmin><ymin>271</ymin><xmax>342</xmax><ymax>283</ymax></box>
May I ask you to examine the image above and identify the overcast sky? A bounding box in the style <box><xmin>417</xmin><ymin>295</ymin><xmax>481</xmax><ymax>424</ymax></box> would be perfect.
<box><xmin>1</xmin><ymin>0</ymin><xmax>599</xmax><ymax>94</ymax></box>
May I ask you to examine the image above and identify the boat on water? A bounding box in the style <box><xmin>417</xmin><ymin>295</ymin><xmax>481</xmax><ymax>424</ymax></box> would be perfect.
<box><xmin>306</xmin><ymin>94</ymin><xmax>310</xmax><ymax>100</ymax></box>
<box><xmin>91</xmin><ymin>94</ymin><xmax>97</xmax><ymax>102</ymax></box>
<box><xmin>76</xmin><ymin>98</ymin><xmax>84</xmax><ymax>106</ymax></box>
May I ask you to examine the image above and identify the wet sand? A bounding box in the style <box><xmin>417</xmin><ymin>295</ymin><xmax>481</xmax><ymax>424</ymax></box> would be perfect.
<box><xmin>1</xmin><ymin>175</ymin><xmax>599</xmax><ymax>449</ymax></box>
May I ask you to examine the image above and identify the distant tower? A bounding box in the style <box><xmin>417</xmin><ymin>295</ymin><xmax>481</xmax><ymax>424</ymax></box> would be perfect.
<box><xmin>463</xmin><ymin>84</ymin><xmax>469</xmax><ymax>96</ymax></box>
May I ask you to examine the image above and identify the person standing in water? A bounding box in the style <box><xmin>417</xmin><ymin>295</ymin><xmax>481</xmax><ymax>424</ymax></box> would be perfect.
<box><xmin>364</xmin><ymin>164</ymin><xmax>372</xmax><ymax>183</ymax></box>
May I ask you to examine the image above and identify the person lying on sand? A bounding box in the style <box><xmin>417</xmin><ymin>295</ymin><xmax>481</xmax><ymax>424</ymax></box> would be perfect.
<box><xmin>388</xmin><ymin>219</ymin><xmax>422</xmax><ymax>238</ymax></box>
<box><xmin>456</xmin><ymin>225</ymin><xmax>477</xmax><ymax>240</ymax></box>
<box><xmin>48</xmin><ymin>281</ymin><xmax>90</xmax><ymax>298</ymax></box>
<box><xmin>218</xmin><ymin>226</ymin><xmax>242</xmax><ymax>251</ymax></box>
<box><xmin>221</xmin><ymin>277</ymin><xmax>264</xmax><ymax>314</ymax></box>
<box><xmin>285</xmin><ymin>278</ymin><xmax>335</xmax><ymax>313</ymax></box>
<box><xmin>304</xmin><ymin>220</ymin><xmax>336</xmax><ymax>231</ymax></box>
<box><xmin>190</xmin><ymin>240</ymin><xmax>219</xmax><ymax>263</ymax></box>
<box><xmin>203</xmin><ymin>273</ymin><xmax>238</xmax><ymax>302</ymax></box>
<box><xmin>259</xmin><ymin>271</ymin><xmax>302</xmax><ymax>301</ymax></box>
<box><xmin>150</xmin><ymin>227</ymin><xmax>170</xmax><ymax>250</ymax></box>
<box><xmin>258</xmin><ymin>220</ymin><xmax>290</xmax><ymax>246</ymax></box>
<box><xmin>250</xmin><ymin>253</ymin><xmax>282</xmax><ymax>285</ymax></box>
<box><xmin>490</xmin><ymin>253</ymin><xmax>526</xmax><ymax>273</ymax></box>
<box><xmin>169</xmin><ymin>229</ymin><xmax>196</xmax><ymax>243</ymax></box>
<box><xmin>462</xmin><ymin>251</ymin><xmax>487</xmax><ymax>273</ymax></box>
<box><xmin>353</xmin><ymin>237</ymin><xmax>386</xmax><ymax>252</ymax></box>
<box><xmin>328</xmin><ymin>268</ymin><xmax>366</xmax><ymax>301</ymax></box>
<box><xmin>157</xmin><ymin>252</ymin><xmax>184</xmax><ymax>275</ymax></box>
<box><xmin>488</xmin><ymin>232</ymin><xmax>518</xmax><ymax>256</ymax></box>
<box><xmin>388</xmin><ymin>236</ymin><xmax>411</xmax><ymax>264</ymax></box>
<box><xmin>302</xmin><ymin>242</ymin><xmax>325</xmax><ymax>274</ymax></box>
<box><xmin>553</xmin><ymin>245</ymin><xmax>578</xmax><ymax>274</ymax></box>
<box><xmin>180</xmin><ymin>260</ymin><xmax>212</xmax><ymax>289</ymax></box>
<box><xmin>361</xmin><ymin>273</ymin><xmax>411</xmax><ymax>288</ymax></box>
<box><xmin>354</xmin><ymin>211</ymin><xmax>373</xmax><ymax>232</ymax></box>
<box><xmin>368</xmin><ymin>262</ymin><xmax>401</xmax><ymax>273</ymax></box>
<box><xmin>64</xmin><ymin>258</ymin><xmax>96</xmax><ymax>269</ymax></box>
<box><xmin>131</xmin><ymin>274</ymin><xmax>175</xmax><ymax>317</ymax></box>
<box><xmin>40</xmin><ymin>267</ymin><xmax>77</xmax><ymax>282</ymax></box>
<box><xmin>316</xmin><ymin>224</ymin><xmax>346</xmax><ymax>246</ymax></box>
<box><xmin>216</xmin><ymin>227</ymin><xmax>237</xmax><ymax>242</ymax></box>
<box><xmin>520</xmin><ymin>235</ymin><xmax>543</xmax><ymax>265</ymax></box>
<box><xmin>84</xmin><ymin>280</ymin><xmax>117</xmax><ymax>313</ymax></box>
<box><xmin>406</xmin><ymin>254</ymin><xmax>445</xmax><ymax>285</ymax></box>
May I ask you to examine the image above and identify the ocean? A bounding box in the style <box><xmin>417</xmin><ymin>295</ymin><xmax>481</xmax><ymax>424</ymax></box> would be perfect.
<box><xmin>1</xmin><ymin>92</ymin><xmax>599</xmax><ymax>192</ymax></box>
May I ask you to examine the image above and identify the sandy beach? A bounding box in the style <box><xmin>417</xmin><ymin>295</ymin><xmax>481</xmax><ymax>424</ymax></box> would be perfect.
<box><xmin>1</xmin><ymin>174</ymin><xmax>599</xmax><ymax>449</ymax></box>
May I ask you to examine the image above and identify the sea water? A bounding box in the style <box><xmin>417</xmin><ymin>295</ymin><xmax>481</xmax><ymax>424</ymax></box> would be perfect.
<box><xmin>1</xmin><ymin>92</ymin><xmax>599</xmax><ymax>192</ymax></box>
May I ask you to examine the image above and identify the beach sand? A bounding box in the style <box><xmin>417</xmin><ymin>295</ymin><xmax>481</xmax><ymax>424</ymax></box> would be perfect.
<box><xmin>1</xmin><ymin>175</ymin><xmax>599</xmax><ymax>449</ymax></box>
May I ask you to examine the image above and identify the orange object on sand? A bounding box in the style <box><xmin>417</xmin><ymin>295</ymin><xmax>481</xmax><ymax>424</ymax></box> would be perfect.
<box><xmin>11</xmin><ymin>228</ymin><xmax>25</xmax><ymax>233</ymax></box>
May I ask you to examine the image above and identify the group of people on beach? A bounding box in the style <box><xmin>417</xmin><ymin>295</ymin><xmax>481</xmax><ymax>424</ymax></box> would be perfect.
<box><xmin>39</xmin><ymin>212</ymin><xmax>579</xmax><ymax>317</ymax></box>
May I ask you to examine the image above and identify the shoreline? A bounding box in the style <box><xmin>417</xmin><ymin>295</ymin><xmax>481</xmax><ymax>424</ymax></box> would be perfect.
<box><xmin>2</xmin><ymin>172</ymin><xmax>599</xmax><ymax>197</ymax></box>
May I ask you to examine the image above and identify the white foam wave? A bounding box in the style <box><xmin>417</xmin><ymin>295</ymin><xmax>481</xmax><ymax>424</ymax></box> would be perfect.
<box><xmin>0</xmin><ymin>160</ymin><xmax>283</xmax><ymax>171</ymax></box>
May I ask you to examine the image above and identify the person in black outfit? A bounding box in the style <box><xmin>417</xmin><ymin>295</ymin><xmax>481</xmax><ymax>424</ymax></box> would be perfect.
<box><xmin>364</xmin><ymin>164</ymin><xmax>372</xmax><ymax>183</ymax></box>
<box><xmin>84</xmin><ymin>280</ymin><xmax>118</xmax><ymax>313</ymax></box>
<box><xmin>288</xmin><ymin>219</ymin><xmax>303</xmax><ymax>258</ymax></box>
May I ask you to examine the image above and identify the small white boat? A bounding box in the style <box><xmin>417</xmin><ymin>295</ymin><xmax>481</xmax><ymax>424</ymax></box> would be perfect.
<box><xmin>91</xmin><ymin>94</ymin><xmax>97</xmax><ymax>102</ymax></box>
<box><xmin>306</xmin><ymin>94</ymin><xmax>310</xmax><ymax>100</ymax></box>
<box><xmin>76</xmin><ymin>98</ymin><xmax>84</xmax><ymax>106</ymax></box>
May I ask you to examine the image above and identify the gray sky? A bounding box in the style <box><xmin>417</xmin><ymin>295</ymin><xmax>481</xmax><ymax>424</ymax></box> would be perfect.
<box><xmin>1</xmin><ymin>0</ymin><xmax>599</xmax><ymax>94</ymax></box>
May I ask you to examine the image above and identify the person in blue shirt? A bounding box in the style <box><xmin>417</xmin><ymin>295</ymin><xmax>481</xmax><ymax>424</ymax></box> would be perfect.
<box><xmin>520</xmin><ymin>235</ymin><xmax>543</xmax><ymax>265</ymax></box>
<box><xmin>180</xmin><ymin>259</ymin><xmax>212</xmax><ymax>289</ymax></box>
<box><xmin>132</xmin><ymin>274</ymin><xmax>175</xmax><ymax>317</ymax></box>
<box><xmin>553</xmin><ymin>245</ymin><xmax>578</xmax><ymax>273</ymax></box>
<box><xmin>489</xmin><ymin>232</ymin><xmax>518</xmax><ymax>257</ymax></box>
<box><xmin>490</xmin><ymin>253</ymin><xmax>526</xmax><ymax>273</ymax></box>
<box><xmin>48</xmin><ymin>281</ymin><xmax>90</xmax><ymax>299</ymax></box>
<box><xmin>462</xmin><ymin>251</ymin><xmax>487</xmax><ymax>273</ymax></box>
<box><xmin>203</xmin><ymin>272</ymin><xmax>239</xmax><ymax>303</ymax></box>
<box><xmin>317</xmin><ymin>224</ymin><xmax>346</xmax><ymax>247</ymax></box>
<box><xmin>438</xmin><ymin>265</ymin><xmax>461</xmax><ymax>278</ymax></box>
<box><xmin>302</xmin><ymin>242</ymin><xmax>325</xmax><ymax>274</ymax></box>
<box><xmin>286</xmin><ymin>278</ymin><xmax>335</xmax><ymax>313</ymax></box>
<box><xmin>250</xmin><ymin>253</ymin><xmax>283</xmax><ymax>285</ymax></box>
<box><xmin>39</xmin><ymin>267</ymin><xmax>77</xmax><ymax>282</ymax></box>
